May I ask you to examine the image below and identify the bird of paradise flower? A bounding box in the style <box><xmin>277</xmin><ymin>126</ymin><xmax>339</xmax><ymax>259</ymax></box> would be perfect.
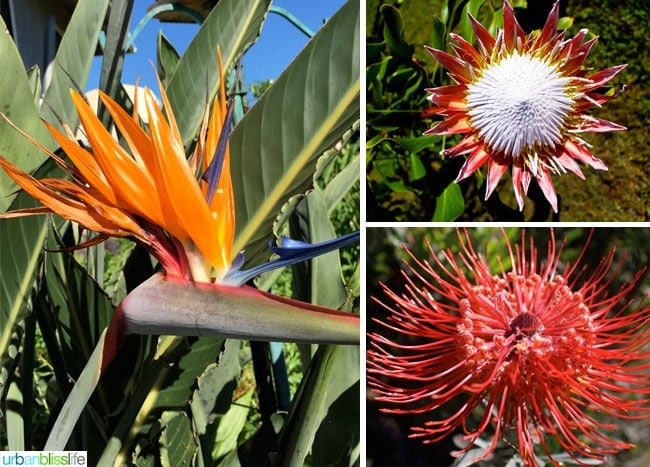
<box><xmin>0</xmin><ymin>51</ymin><xmax>359</xmax><ymax>448</ymax></box>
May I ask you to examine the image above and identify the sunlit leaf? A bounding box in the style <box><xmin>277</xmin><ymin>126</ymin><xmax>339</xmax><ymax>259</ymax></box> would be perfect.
<box><xmin>432</xmin><ymin>182</ymin><xmax>465</xmax><ymax>221</ymax></box>
<box><xmin>157</xmin><ymin>32</ymin><xmax>180</xmax><ymax>86</ymax></box>
<box><xmin>230</xmin><ymin>0</ymin><xmax>360</xmax><ymax>265</ymax></box>
<box><xmin>0</xmin><ymin>16</ymin><xmax>53</xmax><ymax>211</ymax></box>
<box><xmin>166</xmin><ymin>0</ymin><xmax>271</xmax><ymax>147</ymax></box>
<box><xmin>40</xmin><ymin>0</ymin><xmax>110</xmax><ymax>130</ymax></box>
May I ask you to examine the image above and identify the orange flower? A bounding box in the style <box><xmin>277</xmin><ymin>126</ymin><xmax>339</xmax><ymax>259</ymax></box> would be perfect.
<box><xmin>0</xmin><ymin>53</ymin><xmax>233</xmax><ymax>283</ymax></box>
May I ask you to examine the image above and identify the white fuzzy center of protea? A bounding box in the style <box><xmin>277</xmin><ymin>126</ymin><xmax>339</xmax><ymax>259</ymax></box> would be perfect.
<box><xmin>466</xmin><ymin>52</ymin><xmax>573</xmax><ymax>158</ymax></box>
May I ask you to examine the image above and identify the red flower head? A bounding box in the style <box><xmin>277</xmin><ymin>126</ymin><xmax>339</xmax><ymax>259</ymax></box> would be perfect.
<box><xmin>424</xmin><ymin>1</ymin><xmax>626</xmax><ymax>212</ymax></box>
<box><xmin>368</xmin><ymin>229</ymin><xmax>650</xmax><ymax>465</ymax></box>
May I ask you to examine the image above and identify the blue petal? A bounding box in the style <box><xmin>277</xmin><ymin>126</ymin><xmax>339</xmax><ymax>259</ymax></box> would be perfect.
<box><xmin>222</xmin><ymin>231</ymin><xmax>359</xmax><ymax>286</ymax></box>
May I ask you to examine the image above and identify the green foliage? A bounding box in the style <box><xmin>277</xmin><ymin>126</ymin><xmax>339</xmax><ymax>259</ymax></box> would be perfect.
<box><xmin>0</xmin><ymin>0</ymin><xmax>359</xmax><ymax>465</ymax></box>
<box><xmin>553</xmin><ymin>0</ymin><xmax>650</xmax><ymax>220</ymax></box>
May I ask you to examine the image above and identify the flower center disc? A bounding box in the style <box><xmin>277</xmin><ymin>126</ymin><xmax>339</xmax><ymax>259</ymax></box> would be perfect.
<box><xmin>507</xmin><ymin>311</ymin><xmax>542</xmax><ymax>339</ymax></box>
<box><xmin>466</xmin><ymin>52</ymin><xmax>573</xmax><ymax>158</ymax></box>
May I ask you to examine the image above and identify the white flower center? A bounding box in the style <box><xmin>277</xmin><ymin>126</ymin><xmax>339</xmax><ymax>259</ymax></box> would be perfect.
<box><xmin>465</xmin><ymin>52</ymin><xmax>573</xmax><ymax>158</ymax></box>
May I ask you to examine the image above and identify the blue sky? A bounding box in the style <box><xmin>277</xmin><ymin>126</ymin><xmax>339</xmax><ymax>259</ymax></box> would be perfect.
<box><xmin>87</xmin><ymin>0</ymin><xmax>346</xmax><ymax>99</ymax></box>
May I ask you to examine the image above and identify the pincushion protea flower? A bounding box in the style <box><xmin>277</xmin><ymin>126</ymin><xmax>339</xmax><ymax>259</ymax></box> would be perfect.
<box><xmin>368</xmin><ymin>229</ymin><xmax>650</xmax><ymax>465</ymax></box>
<box><xmin>424</xmin><ymin>1</ymin><xmax>626</xmax><ymax>212</ymax></box>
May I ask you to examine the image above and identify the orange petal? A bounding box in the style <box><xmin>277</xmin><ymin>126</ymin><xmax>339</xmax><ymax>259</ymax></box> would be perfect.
<box><xmin>0</xmin><ymin>155</ymin><xmax>137</xmax><ymax>237</ymax></box>
<box><xmin>143</xmin><ymin>89</ymin><xmax>225</xmax><ymax>270</ymax></box>
<box><xmin>154</xmin><ymin>73</ymin><xmax>183</xmax><ymax>146</ymax></box>
<box><xmin>43</xmin><ymin>120</ymin><xmax>118</xmax><ymax>205</ymax></box>
<box><xmin>71</xmin><ymin>91</ymin><xmax>164</xmax><ymax>225</ymax></box>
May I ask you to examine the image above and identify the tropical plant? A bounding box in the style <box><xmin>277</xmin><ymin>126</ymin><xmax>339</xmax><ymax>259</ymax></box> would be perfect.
<box><xmin>0</xmin><ymin>0</ymin><xmax>360</xmax><ymax>465</ymax></box>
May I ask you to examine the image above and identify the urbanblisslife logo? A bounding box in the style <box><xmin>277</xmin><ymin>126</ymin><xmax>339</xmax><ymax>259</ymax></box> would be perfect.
<box><xmin>0</xmin><ymin>452</ymin><xmax>87</xmax><ymax>466</ymax></box>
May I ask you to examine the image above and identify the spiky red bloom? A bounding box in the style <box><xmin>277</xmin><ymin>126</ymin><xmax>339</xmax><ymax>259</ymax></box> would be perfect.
<box><xmin>424</xmin><ymin>1</ymin><xmax>626</xmax><ymax>212</ymax></box>
<box><xmin>368</xmin><ymin>229</ymin><xmax>650</xmax><ymax>466</ymax></box>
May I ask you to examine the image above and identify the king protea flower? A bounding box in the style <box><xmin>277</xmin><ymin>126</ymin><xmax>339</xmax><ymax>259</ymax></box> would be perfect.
<box><xmin>424</xmin><ymin>1</ymin><xmax>626</xmax><ymax>212</ymax></box>
<box><xmin>368</xmin><ymin>229</ymin><xmax>650</xmax><ymax>465</ymax></box>
<box><xmin>0</xmin><ymin>54</ymin><xmax>234</xmax><ymax>283</ymax></box>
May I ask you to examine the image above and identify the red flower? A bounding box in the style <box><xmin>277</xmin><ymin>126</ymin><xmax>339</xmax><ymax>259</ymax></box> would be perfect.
<box><xmin>368</xmin><ymin>229</ymin><xmax>650</xmax><ymax>465</ymax></box>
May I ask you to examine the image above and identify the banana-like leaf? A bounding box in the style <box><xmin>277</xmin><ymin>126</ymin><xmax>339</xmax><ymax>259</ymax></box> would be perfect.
<box><xmin>312</xmin><ymin>380</ymin><xmax>360</xmax><ymax>467</ymax></box>
<box><xmin>25</xmin><ymin>66</ymin><xmax>41</xmax><ymax>104</ymax></box>
<box><xmin>277</xmin><ymin>166</ymin><xmax>359</xmax><ymax>466</ymax></box>
<box><xmin>230</xmin><ymin>0</ymin><xmax>360</xmax><ymax>266</ymax></box>
<box><xmin>40</xmin><ymin>0</ymin><xmax>110</xmax><ymax>130</ymax></box>
<box><xmin>0</xmin><ymin>161</ymin><xmax>58</xmax><ymax>384</ymax></box>
<box><xmin>0</xmin><ymin>16</ymin><xmax>52</xmax><ymax>211</ymax></box>
<box><xmin>290</xmin><ymin>187</ymin><xmax>349</xmax><ymax>310</ymax></box>
<box><xmin>166</xmin><ymin>0</ymin><xmax>271</xmax><ymax>147</ymax></box>
<box><xmin>322</xmin><ymin>154</ymin><xmax>361</xmax><ymax>216</ymax></box>
<box><xmin>0</xmin><ymin>328</ymin><xmax>21</xmax><ymax>404</ymax></box>
<box><xmin>6</xmin><ymin>381</ymin><xmax>24</xmax><ymax>449</ymax></box>
<box><xmin>100</xmin><ymin>336</ymin><xmax>232</xmax><ymax>465</ymax></box>
<box><xmin>44</xmin><ymin>329</ymin><xmax>107</xmax><ymax>450</ymax></box>
<box><xmin>41</xmin><ymin>236</ymin><xmax>115</xmax><ymax>379</ymax></box>
<box><xmin>190</xmin><ymin>339</ymin><xmax>240</xmax><ymax>437</ymax></box>
<box><xmin>279</xmin><ymin>344</ymin><xmax>360</xmax><ymax>467</ymax></box>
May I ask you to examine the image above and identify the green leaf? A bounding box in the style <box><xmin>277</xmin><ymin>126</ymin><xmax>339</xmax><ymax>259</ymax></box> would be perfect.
<box><xmin>41</xmin><ymin>238</ymin><xmax>115</xmax><ymax>379</ymax></box>
<box><xmin>279</xmin><ymin>182</ymin><xmax>358</xmax><ymax>466</ymax></box>
<box><xmin>160</xmin><ymin>411</ymin><xmax>197</xmax><ymax>467</ymax></box>
<box><xmin>379</xmin><ymin>5</ymin><xmax>412</xmax><ymax>61</ymax></box>
<box><xmin>312</xmin><ymin>381</ymin><xmax>359</xmax><ymax>467</ymax></box>
<box><xmin>152</xmin><ymin>337</ymin><xmax>227</xmax><ymax>411</ymax></box>
<box><xmin>157</xmin><ymin>32</ymin><xmax>181</xmax><ymax>86</ymax></box>
<box><xmin>290</xmin><ymin>187</ymin><xmax>348</xmax><ymax>310</ymax></box>
<box><xmin>321</xmin><ymin>154</ymin><xmax>360</xmax><ymax>214</ymax></box>
<box><xmin>6</xmin><ymin>381</ymin><xmax>24</xmax><ymax>449</ymax></box>
<box><xmin>40</xmin><ymin>0</ymin><xmax>110</xmax><ymax>131</ymax></box>
<box><xmin>190</xmin><ymin>339</ymin><xmax>240</xmax><ymax>438</ymax></box>
<box><xmin>25</xmin><ymin>66</ymin><xmax>41</xmax><ymax>104</ymax></box>
<box><xmin>459</xmin><ymin>0</ymin><xmax>487</xmax><ymax>45</ymax></box>
<box><xmin>278</xmin><ymin>344</ymin><xmax>360</xmax><ymax>467</ymax></box>
<box><xmin>558</xmin><ymin>16</ymin><xmax>574</xmax><ymax>31</ymax></box>
<box><xmin>395</xmin><ymin>135</ymin><xmax>439</xmax><ymax>154</ymax></box>
<box><xmin>0</xmin><ymin>15</ymin><xmax>53</xmax><ymax>211</ymax></box>
<box><xmin>431</xmin><ymin>16</ymin><xmax>447</xmax><ymax>51</ymax></box>
<box><xmin>96</xmin><ymin>0</ymin><xmax>134</xmax><ymax>127</ymax></box>
<box><xmin>0</xmin><ymin>161</ymin><xmax>57</xmax><ymax>385</ymax></box>
<box><xmin>166</xmin><ymin>0</ymin><xmax>272</xmax><ymax>147</ymax></box>
<box><xmin>213</xmin><ymin>389</ymin><xmax>254</xmax><ymax>460</ymax></box>
<box><xmin>44</xmin><ymin>329</ymin><xmax>107</xmax><ymax>450</ymax></box>
<box><xmin>432</xmin><ymin>182</ymin><xmax>465</xmax><ymax>221</ymax></box>
<box><xmin>440</xmin><ymin>0</ymin><xmax>450</xmax><ymax>23</ymax></box>
<box><xmin>0</xmin><ymin>328</ymin><xmax>22</xmax><ymax>404</ymax></box>
<box><xmin>230</xmin><ymin>0</ymin><xmax>360</xmax><ymax>265</ymax></box>
<box><xmin>409</xmin><ymin>153</ymin><xmax>427</xmax><ymax>181</ymax></box>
